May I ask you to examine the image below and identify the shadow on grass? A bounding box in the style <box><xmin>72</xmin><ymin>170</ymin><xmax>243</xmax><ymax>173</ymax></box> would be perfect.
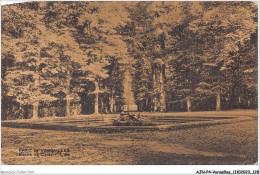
<box><xmin>135</xmin><ymin>151</ymin><xmax>257</xmax><ymax>165</ymax></box>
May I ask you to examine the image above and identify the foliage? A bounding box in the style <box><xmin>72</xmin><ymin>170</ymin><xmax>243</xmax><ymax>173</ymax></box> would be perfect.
<box><xmin>1</xmin><ymin>1</ymin><xmax>257</xmax><ymax>119</ymax></box>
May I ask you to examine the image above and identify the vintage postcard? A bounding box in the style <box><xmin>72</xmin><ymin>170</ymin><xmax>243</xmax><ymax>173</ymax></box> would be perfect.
<box><xmin>1</xmin><ymin>0</ymin><xmax>259</xmax><ymax>174</ymax></box>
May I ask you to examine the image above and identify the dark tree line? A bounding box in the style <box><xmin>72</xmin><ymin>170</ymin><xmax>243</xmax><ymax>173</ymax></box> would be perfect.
<box><xmin>1</xmin><ymin>1</ymin><xmax>257</xmax><ymax>120</ymax></box>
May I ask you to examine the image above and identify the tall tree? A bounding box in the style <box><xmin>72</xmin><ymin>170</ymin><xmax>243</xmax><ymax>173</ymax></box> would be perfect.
<box><xmin>189</xmin><ymin>1</ymin><xmax>257</xmax><ymax>109</ymax></box>
<box><xmin>2</xmin><ymin>3</ymin><xmax>60</xmax><ymax>119</ymax></box>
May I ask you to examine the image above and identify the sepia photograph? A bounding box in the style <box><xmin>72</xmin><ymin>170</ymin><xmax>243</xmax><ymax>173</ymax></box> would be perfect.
<box><xmin>1</xmin><ymin>0</ymin><xmax>258</xmax><ymax>169</ymax></box>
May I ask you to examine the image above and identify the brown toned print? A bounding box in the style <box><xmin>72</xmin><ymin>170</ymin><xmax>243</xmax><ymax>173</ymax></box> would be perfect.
<box><xmin>1</xmin><ymin>1</ymin><xmax>258</xmax><ymax>165</ymax></box>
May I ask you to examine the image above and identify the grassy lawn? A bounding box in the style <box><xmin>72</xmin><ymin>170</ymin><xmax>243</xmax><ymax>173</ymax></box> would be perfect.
<box><xmin>1</xmin><ymin>110</ymin><xmax>258</xmax><ymax>165</ymax></box>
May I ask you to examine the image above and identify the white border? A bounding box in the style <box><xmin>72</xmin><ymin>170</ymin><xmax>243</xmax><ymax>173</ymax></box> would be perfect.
<box><xmin>0</xmin><ymin>165</ymin><xmax>259</xmax><ymax>174</ymax></box>
<box><xmin>1</xmin><ymin>0</ymin><xmax>259</xmax><ymax>174</ymax></box>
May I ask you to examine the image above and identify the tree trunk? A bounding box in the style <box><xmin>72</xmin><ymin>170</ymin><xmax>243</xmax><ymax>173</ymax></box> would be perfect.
<box><xmin>32</xmin><ymin>101</ymin><xmax>39</xmax><ymax>119</ymax></box>
<box><xmin>146</xmin><ymin>98</ymin><xmax>149</xmax><ymax>111</ymax></box>
<box><xmin>51</xmin><ymin>107</ymin><xmax>56</xmax><ymax>117</ymax></box>
<box><xmin>248</xmin><ymin>99</ymin><xmax>252</xmax><ymax>108</ymax></box>
<box><xmin>66</xmin><ymin>97</ymin><xmax>70</xmax><ymax>117</ymax></box>
<box><xmin>110</xmin><ymin>103</ymin><xmax>115</xmax><ymax>113</ymax></box>
<box><xmin>66</xmin><ymin>71</ymin><xmax>71</xmax><ymax>117</ymax></box>
<box><xmin>159</xmin><ymin>67</ymin><xmax>166</xmax><ymax>112</ymax></box>
<box><xmin>110</xmin><ymin>94</ymin><xmax>115</xmax><ymax>113</ymax></box>
<box><xmin>216</xmin><ymin>92</ymin><xmax>221</xmax><ymax>111</ymax></box>
<box><xmin>33</xmin><ymin>74</ymin><xmax>40</xmax><ymax>119</ymax></box>
<box><xmin>117</xmin><ymin>105</ymin><xmax>120</xmax><ymax>112</ymax></box>
<box><xmin>238</xmin><ymin>96</ymin><xmax>242</xmax><ymax>108</ymax></box>
<box><xmin>153</xmin><ymin>66</ymin><xmax>157</xmax><ymax>112</ymax></box>
<box><xmin>153</xmin><ymin>97</ymin><xmax>158</xmax><ymax>112</ymax></box>
<box><xmin>94</xmin><ymin>81</ymin><xmax>99</xmax><ymax>114</ymax></box>
<box><xmin>32</xmin><ymin>10</ymin><xmax>40</xmax><ymax>120</ymax></box>
<box><xmin>160</xmin><ymin>91</ymin><xmax>166</xmax><ymax>112</ymax></box>
<box><xmin>100</xmin><ymin>95</ymin><xmax>104</xmax><ymax>113</ymax></box>
<box><xmin>102</xmin><ymin>95</ymin><xmax>109</xmax><ymax>114</ymax></box>
<box><xmin>186</xmin><ymin>96</ymin><xmax>191</xmax><ymax>112</ymax></box>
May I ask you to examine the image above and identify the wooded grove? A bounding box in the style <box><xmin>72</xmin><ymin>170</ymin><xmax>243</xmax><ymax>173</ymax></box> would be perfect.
<box><xmin>1</xmin><ymin>1</ymin><xmax>257</xmax><ymax>120</ymax></box>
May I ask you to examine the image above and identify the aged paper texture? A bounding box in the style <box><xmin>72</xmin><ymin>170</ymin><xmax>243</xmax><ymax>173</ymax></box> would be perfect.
<box><xmin>1</xmin><ymin>1</ymin><xmax>258</xmax><ymax>170</ymax></box>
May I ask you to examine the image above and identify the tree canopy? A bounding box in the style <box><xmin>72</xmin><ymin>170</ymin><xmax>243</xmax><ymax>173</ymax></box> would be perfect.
<box><xmin>1</xmin><ymin>1</ymin><xmax>257</xmax><ymax>119</ymax></box>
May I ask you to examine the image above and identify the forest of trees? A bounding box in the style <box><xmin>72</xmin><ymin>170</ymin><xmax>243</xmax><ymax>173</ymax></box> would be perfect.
<box><xmin>1</xmin><ymin>1</ymin><xmax>257</xmax><ymax>120</ymax></box>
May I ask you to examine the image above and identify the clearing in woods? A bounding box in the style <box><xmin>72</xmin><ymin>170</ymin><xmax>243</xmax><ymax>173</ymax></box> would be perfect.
<box><xmin>1</xmin><ymin>110</ymin><xmax>258</xmax><ymax>165</ymax></box>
